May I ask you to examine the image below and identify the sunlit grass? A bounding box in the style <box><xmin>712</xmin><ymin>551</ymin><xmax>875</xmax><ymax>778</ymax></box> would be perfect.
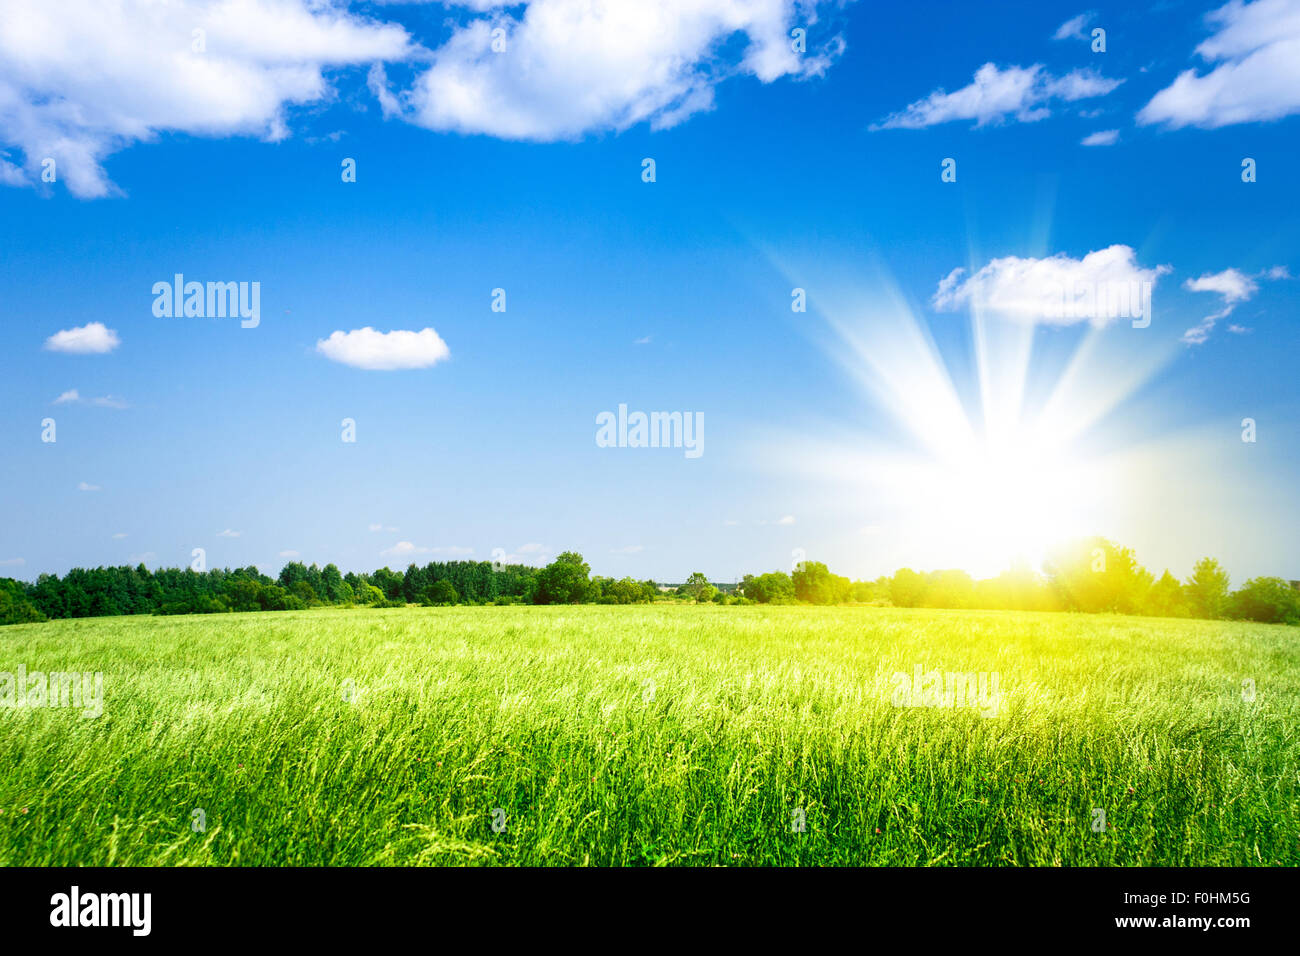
<box><xmin>0</xmin><ymin>605</ymin><xmax>1295</xmax><ymax>865</ymax></box>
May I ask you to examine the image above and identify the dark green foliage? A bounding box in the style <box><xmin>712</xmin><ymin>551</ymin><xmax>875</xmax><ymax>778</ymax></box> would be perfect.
<box><xmin>533</xmin><ymin>552</ymin><xmax>593</xmax><ymax>605</ymax></box>
<box><xmin>422</xmin><ymin>580</ymin><xmax>459</xmax><ymax>606</ymax></box>
<box><xmin>4</xmin><ymin>544</ymin><xmax>1295</xmax><ymax>625</ymax></box>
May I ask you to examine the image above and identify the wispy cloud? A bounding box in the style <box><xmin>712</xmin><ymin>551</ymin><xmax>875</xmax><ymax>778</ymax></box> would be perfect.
<box><xmin>0</xmin><ymin>0</ymin><xmax>414</xmax><ymax>197</ymax></box>
<box><xmin>1139</xmin><ymin>0</ymin><xmax>1300</xmax><ymax>129</ymax></box>
<box><xmin>51</xmin><ymin>388</ymin><xmax>129</xmax><ymax>408</ymax></box>
<box><xmin>1052</xmin><ymin>12</ymin><xmax>1096</xmax><ymax>41</ymax></box>
<box><xmin>1181</xmin><ymin>265</ymin><xmax>1288</xmax><ymax>344</ymax></box>
<box><xmin>372</xmin><ymin>0</ymin><xmax>847</xmax><ymax>142</ymax></box>
<box><xmin>1081</xmin><ymin>129</ymin><xmax>1119</xmax><ymax>146</ymax></box>
<box><xmin>872</xmin><ymin>63</ymin><xmax>1122</xmax><ymax>129</ymax></box>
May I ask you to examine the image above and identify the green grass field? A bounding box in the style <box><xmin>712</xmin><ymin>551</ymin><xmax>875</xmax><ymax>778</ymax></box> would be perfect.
<box><xmin>1</xmin><ymin>605</ymin><xmax>1295</xmax><ymax>866</ymax></box>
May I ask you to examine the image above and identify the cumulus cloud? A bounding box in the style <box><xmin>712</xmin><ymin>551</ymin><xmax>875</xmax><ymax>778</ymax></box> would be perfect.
<box><xmin>217</xmin><ymin>528</ymin><xmax>241</xmax><ymax>538</ymax></box>
<box><xmin>872</xmin><ymin>63</ymin><xmax>1122</xmax><ymax>129</ymax></box>
<box><xmin>1053</xmin><ymin>12</ymin><xmax>1096</xmax><ymax>41</ymax></box>
<box><xmin>53</xmin><ymin>389</ymin><xmax>80</xmax><ymax>404</ymax></box>
<box><xmin>776</xmin><ymin>515</ymin><xmax>796</xmax><ymax>525</ymax></box>
<box><xmin>77</xmin><ymin>481</ymin><xmax>100</xmax><ymax>492</ymax></box>
<box><xmin>0</xmin><ymin>557</ymin><xmax>26</xmax><ymax>567</ymax></box>
<box><xmin>1180</xmin><ymin>265</ymin><xmax>1287</xmax><ymax>343</ymax></box>
<box><xmin>0</xmin><ymin>0</ymin><xmax>413</xmax><ymax>197</ymax></box>
<box><xmin>44</xmin><ymin>322</ymin><xmax>120</xmax><ymax>354</ymax></box>
<box><xmin>1139</xmin><ymin>0</ymin><xmax>1300</xmax><ymax>128</ymax></box>
<box><xmin>373</xmin><ymin>0</ymin><xmax>847</xmax><ymax>140</ymax></box>
<box><xmin>933</xmin><ymin>245</ymin><xmax>1171</xmax><ymax>327</ymax></box>
<box><xmin>278</xmin><ymin>549</ymin><xmax>301</xmax><ymax>558</ymax></box>
<box><xmin>1081</xmin><ymin>128</ymin><xmax>1119</xmax><ymax>145</ymax></box>
<box><xmin>316</xmin><ymin>327</ymin><xmax>450</xmax><ymax>370</ymax></box>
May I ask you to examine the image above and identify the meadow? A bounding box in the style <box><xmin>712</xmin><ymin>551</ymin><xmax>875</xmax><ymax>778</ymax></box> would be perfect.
<box><xmin>0</xmin><ymin>604</ymin><xmax>1295</xmax><ymax>866</ymax></box>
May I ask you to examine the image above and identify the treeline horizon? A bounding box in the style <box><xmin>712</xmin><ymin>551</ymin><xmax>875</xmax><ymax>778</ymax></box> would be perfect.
<box><xmin>2</xmin><ymin>537</ymin><xmax>1297</xmax><ymax>626</ymax></box>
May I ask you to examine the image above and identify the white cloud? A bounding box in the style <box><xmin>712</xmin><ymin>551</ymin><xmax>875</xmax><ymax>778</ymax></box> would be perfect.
<box><xmin>316</xmin><ymin>327</ymin><xmax>450</xmax><ymax>370</ymax></box>
<box><xmin>77</xmin><ymin>481</ymin><xmax>100</xmax><ymax>492</ymax></box>
<box><xmin>0</xmin><ymin>557</ymin><xmax>26</xmax><ymax>567</ymax></box>
<box><xmin>1080</xmin><ymin>128</ymin><xmax>1119</xmax><ymax>145</ymax></box>
<box><xmin>44</xmin><ymin>322</ymin><xmax>120</xmax><ymax>354</ymax></box>
<box><xmin>776</xmin><ymin>515</ymin><xmax>796</xmax><ymax>525</ymax></box>
<box><xmin>1139</xmin><ymin>0</ymin><xmax>1300</xmax><ymax>128</ymax></box>
<box><xmin>0</xmin><ymin>0</ymin><xmax>414</xmax><ymax>197</ymax></box>
<box><xmin>376</xmin><ymin>0</ymin><xmax>847</xmax><ymax>141</ymax></box>
<box><xmin>217</xmin><ymin>528</ymin><xmax>241</xmax><ymax>538</ymax></box>
<box><xmin>50</xmin><ymin>387</ymin><xmax>129</xmax><ymax>407</ymax></box>
<box><xmin>381</xmin><ymin>540</ymin><xmax>432</xmax><ymax>557</ymax></box>
<box><xmin>634</xmin><ymin>336</ymin><xmax>652</xmax><ymax>345</ymax></box>
<box><xmin>872</xmin><ymin>63</ymin><xmax>1121</xmax><ymax>129</ymax></box>
<box><xmin>278</xmin><ymin>549</ymin><xmax>301</xmax><ymax>558</ymax></box>
<box><xmin>517</xmin><ymin>543</ymin><xmax>546</xmax><ymax>554</ymax></box>
<box><xmin>1179</xmin><ymin>266</ymin><xmax>1288</xmax><ymax>343</ymax></box>
<box><xmin>1053</xmin><ymin>12</ymin><xmax>1096</xmax><ymax>41</ymax></box>
<box><xmin>933</xmin><ymin>245</ymin><xmax>1171</xmax><ymax>327</ymax></box>
<box><xmin>382</xmin><ymin>541</ymin><xmax>471</xmax><ymax>558</ymax></box>
<box><xmin>112</xmin><ymin>533</ymin><xmax>129</xmax><ymax>539</ymax></box>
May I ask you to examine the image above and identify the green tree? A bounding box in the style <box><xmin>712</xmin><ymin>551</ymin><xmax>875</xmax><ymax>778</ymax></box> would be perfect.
<box><xmin>1185</xmin><ymin>557</ymin><xmax>1230</xmax><ymax>619</ymax></box>
<box><xmin>680</xmin><ymin>571</ymin><xmax>717</xmax><ymax>603</ymax></box>
<box><xmin>534</xmin><ymin>552</ymin><xmax>592</xmax><ymax>604</ymax></box>
<box><xmin>740</xmin><ymin>571</ymin><xmax>795</xmax><ymax>604</ymax></box>
<box><xmin>1226</xmin><ymin>578</ymin><xmax>1300</xmax><ymax>624</ymax></box>
<box><xmin>1146</xmin><ymin>570</ymin><xmax>1189</xmax><ymax>617</ymax></box>
<box><xmin>889</xmin><ymin>568</ymin><xmax>927</xmax><ymax>608</ymax></box>
<box><xmin>422</xmin><ymin>580</ymin><xmax>460</xmax><ymax>606</ymax></box>
<box><xmin>1045</xmin><ymin>538</ymin><xmax>1152</xmax><ymax>614</ymax></box>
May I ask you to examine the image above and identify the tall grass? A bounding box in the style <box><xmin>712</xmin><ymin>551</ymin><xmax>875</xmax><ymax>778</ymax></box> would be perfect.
<box><xmin>0</xmin><ymin>605</ymin><xmax>1295</xmax><ymax>865</ymax></box>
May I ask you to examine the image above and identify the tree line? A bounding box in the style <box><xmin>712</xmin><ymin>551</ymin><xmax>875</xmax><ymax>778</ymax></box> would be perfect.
<box><xmin>0</xmin><ymin>553</ymin><xmax>659</xmax><ymax>624</ymax></box>
<box><xmin>1</xmin><ymin>538</ymin><xmax>1296</xmax><ymax>625</ymax></box>
<box><xmin>738</xmin><ymin>537</ymin><xmax>1299</xmax><ymax>625</ymax></box>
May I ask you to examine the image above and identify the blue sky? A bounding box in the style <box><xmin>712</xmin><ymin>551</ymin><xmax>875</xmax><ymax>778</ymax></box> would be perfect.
<box><xmin>1</xmin><ymin>0</ymin><xmax>1297</xmax><ymax>584</ymax></box>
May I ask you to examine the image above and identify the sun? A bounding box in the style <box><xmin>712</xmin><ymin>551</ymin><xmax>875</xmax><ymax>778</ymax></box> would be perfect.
<box><xmin>910</xmin><ymin>429</ymin><xmax>1098</xmax><ymax>576</ymax></box>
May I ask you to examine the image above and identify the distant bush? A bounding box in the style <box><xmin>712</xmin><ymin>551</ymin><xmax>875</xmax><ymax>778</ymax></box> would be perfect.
<box><xmin>422</xmin><ymin>581</ymin><xmax>459</xmax><ymax>606</ymax></box>
<box><xmin>1225</xmin><ymin>577</ymin><xmax>1300</xmax><ymax>625</ymax></box>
